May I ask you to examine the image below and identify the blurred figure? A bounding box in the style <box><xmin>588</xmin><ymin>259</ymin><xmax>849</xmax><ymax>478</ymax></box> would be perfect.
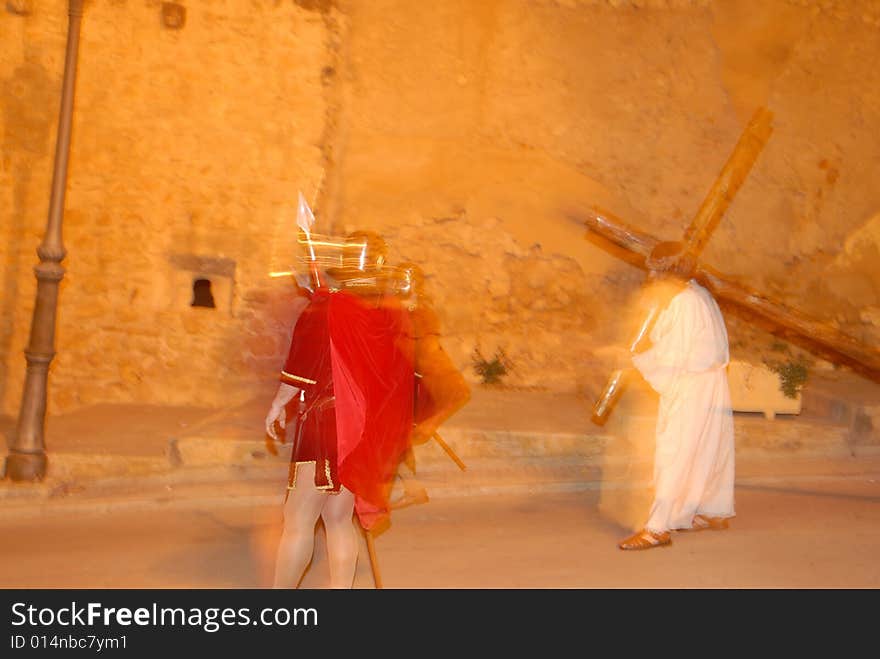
<box><xmin>392</xmin><ymin>263</ymin><xmax>471</xmax><ymax>509</ymax></box>
<box><xmin>403</xmin><ymin>263</ymin><xmax>471</xmax><ymax>446</ymax></box>
<box><xmin>617</xmin><ymin>241</ymin><xmax>735</xmax><ymax>550</ymax></box>
<box><xmin>266</xmin><ymin>231</ymin><xmax>414</xmax><ymax>587</ymax></box>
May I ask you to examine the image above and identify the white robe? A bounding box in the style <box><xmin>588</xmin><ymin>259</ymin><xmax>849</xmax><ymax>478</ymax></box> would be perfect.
<box><xmin>631</xmin><ymin>280</ymin><xmax>735</xmax><ymax>532</ymax></box>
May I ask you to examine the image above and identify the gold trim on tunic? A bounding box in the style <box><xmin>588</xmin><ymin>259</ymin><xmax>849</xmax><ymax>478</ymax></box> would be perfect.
<box><xmin>287</xmin><ymin>460</ymin><xmax>335</xmax><ymax>491</ymax></box>
<box><xmin>280</xmin><ymin>370</ymin><xmax>317</xmax><ymax>385</ymax></box>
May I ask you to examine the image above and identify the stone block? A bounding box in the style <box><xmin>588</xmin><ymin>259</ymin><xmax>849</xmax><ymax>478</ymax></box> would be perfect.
<box><xmin>728</xmin><ymin>360</ymin><xmax>801</xmax><ymax>419</ymax></box>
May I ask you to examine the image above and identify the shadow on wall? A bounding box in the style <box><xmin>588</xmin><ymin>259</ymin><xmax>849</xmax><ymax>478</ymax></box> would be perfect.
<box><xmin>1</xmin><ymin>60</ymin><xmax>56</xmax><ymax>412</ymax></box>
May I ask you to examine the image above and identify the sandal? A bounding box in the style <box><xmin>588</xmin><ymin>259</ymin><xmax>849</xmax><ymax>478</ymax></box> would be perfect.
<box><xmin>680</xmin><ymin>514</ymin><xmax>729</xmax><ymax>532</ymax></box>
<box><xmin>618</xmin><ymin>528</ymin><xmax>671</xmax><ymax>550</ymax></box>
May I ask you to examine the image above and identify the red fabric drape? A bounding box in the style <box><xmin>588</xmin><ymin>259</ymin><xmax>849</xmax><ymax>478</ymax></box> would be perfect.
<box><xmin>328</xmin><ymin>292</ymin><xmax>415</xmax><ymax>530</ymax></box>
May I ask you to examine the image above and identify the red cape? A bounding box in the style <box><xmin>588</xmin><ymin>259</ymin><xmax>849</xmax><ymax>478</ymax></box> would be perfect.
<box><xmin>328</xmin><ymin>291</ymin><xmax>414</xmax><ymax>530</ymax></box>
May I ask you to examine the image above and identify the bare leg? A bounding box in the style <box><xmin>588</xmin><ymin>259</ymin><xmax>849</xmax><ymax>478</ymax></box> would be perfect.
<box><xmin>273</xmin><ymin>462</ymin><xmax>327</xmax><ymax>588</ymax></box>
<box><xmin>320</xmin><ymin>486</ymin><xmax>358</xmax><ymax>589</ymax></box>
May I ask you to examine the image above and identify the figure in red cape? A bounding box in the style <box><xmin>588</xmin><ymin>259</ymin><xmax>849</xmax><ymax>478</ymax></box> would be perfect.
<box><xmin>266</xmin><ymin>214</ymin><xmax>414</xmax><ymax>588</ymax></box>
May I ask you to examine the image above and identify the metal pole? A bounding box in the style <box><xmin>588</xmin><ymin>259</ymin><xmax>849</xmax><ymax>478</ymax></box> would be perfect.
<box><xmin>5</xmin><ymin>0</ymin><xmax>84</xmax><ymax>481</ymax></box>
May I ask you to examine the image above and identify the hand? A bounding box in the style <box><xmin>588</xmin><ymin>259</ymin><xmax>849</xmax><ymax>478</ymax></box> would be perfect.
<box><xmin>410</xmin><ymin>420</ymin><xmax>438</xmax><ymax>445</ymax></box>
<box><xmin>265</xmin><ymin>404</ymin><xmax>286</xmax><ymax>442</ymax></box>
<box><xmin>265</xmin><ymin>383</ymin><xmax>299</xmax><ymax>442</ymax></box>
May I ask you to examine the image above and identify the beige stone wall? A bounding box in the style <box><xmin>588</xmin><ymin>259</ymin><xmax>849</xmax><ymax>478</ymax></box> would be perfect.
<box><xmin>1</xmin><ymin>0</ymin><xmax>338</xmax><ymax>414</ymax></box>
<box><xmin>329</xmin><ymin>0</ymin><xmax>880</xmax><ymax>395</ymax></box>
<box><xmin>1</xmin><ymin>0</ymin><xmax>879</xmax><ymax>416</ymax></box>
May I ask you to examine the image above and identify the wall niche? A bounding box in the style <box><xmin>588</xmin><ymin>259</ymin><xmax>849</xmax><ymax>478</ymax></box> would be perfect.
<box><xmin>167</xmin><ymin>253</ymin><xmax>235</xmax><ymax>314</ymax></box>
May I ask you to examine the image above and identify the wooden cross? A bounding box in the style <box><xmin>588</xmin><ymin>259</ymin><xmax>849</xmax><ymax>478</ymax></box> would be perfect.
<box><xmin>681</xmin><ymin>108</ymin><xmax>774</xmax><ymax>256</ymax></box>
<box><xmin>589</xmin><ymin>107</ymin><xmax>774</xmax><ymax>422</ymax></box>
<box><xmin>586</xmin><ymin>107</ymin><xmax>880</xmax><ymax>422</ymax></box>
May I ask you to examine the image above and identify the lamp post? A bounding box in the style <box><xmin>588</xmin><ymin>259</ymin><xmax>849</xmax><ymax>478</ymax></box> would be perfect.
<box><xmin>5</xmin><ymin>0</ymin><xmax>84</xmax><ymax>481</ymax></box>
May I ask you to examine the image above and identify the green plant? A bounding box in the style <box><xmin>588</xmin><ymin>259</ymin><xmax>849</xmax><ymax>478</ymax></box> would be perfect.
<box><xmin>765</xmin><ymin>358</ymin><xmax>809</xmax><ymax>399</ymax></box>
<box><xmin>472</xmin><ymin>347</ymin><xmax>511</xmax><ymax>385</ymax></box>
<box><xmin>769</xmin><ymin>340</ymin><xmax>790</xmax><ymax>354</ymax></box>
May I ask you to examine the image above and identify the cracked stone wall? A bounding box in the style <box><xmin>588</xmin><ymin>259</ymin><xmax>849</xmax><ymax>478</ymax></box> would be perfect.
<box><xmin>2</xmin><ymin>0</ymin><xmax>879</xmax><ymax>417</ymax></box>
<box><xmin>0</xmin><ymin>0</ymin><xmax>339</xmax><ymax>415</ymax></box>
<box><xmin>329</xmin><ymin>0</ymin><xmax>880</xmax><ymax>396</ymax></box>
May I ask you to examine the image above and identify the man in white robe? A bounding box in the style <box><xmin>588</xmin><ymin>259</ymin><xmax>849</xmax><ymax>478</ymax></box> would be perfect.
<box><xmin>618</xmin><ymin>241</ymin><xmax>735</xmax><ymax>550</ymax></box>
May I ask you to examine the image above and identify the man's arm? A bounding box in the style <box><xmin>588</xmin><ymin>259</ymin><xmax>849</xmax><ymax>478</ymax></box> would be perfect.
<box><xmin>265</xmin><ymin>382</ymin><xmax>300</xmax><ymax>441</ymax></box>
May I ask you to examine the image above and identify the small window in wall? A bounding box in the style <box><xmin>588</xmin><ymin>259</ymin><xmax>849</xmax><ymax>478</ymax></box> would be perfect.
<box><xmin>191</xmin><ymin>278</ymin><xmax>216</xmax><ymax>308</ymax></box>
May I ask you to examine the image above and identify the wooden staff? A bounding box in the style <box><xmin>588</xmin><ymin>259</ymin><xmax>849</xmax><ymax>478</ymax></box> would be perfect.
<box><xmin>433</xmin><ymin>432</ymin><xmax>467</xmax><ymax>471</ymax></box>
<box><xmin>364</xmin><ymin>529</ymin><xmax>383</xmax><ymax>589</ymax></box>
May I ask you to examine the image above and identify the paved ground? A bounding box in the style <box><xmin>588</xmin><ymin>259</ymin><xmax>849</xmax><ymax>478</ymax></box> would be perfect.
<box><xmin>1</xmin><ymin>466</ymin><xmax>879</xmax><ymax>589</ymax></box>
<box><xmin>0</xmin><ymin>370</ymin><xmax>878</xmax><ymax>589</ymax></box>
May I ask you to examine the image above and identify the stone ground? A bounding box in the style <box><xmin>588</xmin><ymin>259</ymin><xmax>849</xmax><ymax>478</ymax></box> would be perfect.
<box><xmin>1</xmin><ymin>478</ymin><xmax>879</xmax><ymax>589</ymax></box>
<box><xmin>1</xmin><ymin>370</ymin><xmax>878</xmax><ymax>588</ymax></box>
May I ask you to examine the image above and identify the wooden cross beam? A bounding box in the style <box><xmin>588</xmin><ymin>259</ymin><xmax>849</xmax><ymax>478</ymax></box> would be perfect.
<box><xmin>583</xmin><ymin>206</ymin><xmax>880</xmax><ymax>378</ymax></box>
<box><xmin>682</xmin><ymin>107</ymin><xmax>774</xmax><ymax>256</ymax></box>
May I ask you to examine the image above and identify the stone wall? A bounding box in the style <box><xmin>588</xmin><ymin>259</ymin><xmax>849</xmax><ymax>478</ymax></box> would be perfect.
<box><xmin>329</xmin><ymin>0</ymin><xmax>880</xmax><ymax>395</ymax></box>
<box><xmin>1</xmin><ymin>0</ymin><xmax>339</xmax><ymax>414</ymax></box>
<box><xmin>1</xmin><ymin>0</ymin><xmax>879</xmax><ymax>416</ymax></box>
